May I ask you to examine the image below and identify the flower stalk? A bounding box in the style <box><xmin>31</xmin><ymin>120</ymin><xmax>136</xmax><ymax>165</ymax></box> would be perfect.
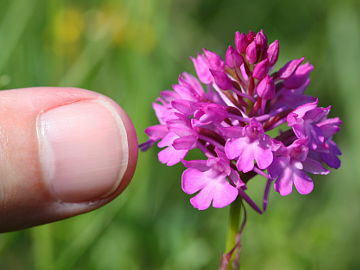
<box><xmin>220</xmin><ymin>197</ymin><xmax>247</xmax><ymax>270</ymax></box>
<box><xmin>224</xmin><ymin>198</ymin><xmax>242</xmax><ymax>270</ymax></box>
<box><xmin>226</xmin><ymin>198</ymin><xmax>242</xmax><ymax>251</ymax></box>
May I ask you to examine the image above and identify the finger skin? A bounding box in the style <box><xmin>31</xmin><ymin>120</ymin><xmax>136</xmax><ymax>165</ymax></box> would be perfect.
<box><xmin>0</xmin><ymin>87</ymin><xmax>138</xmax><ymax>232</ymax></box>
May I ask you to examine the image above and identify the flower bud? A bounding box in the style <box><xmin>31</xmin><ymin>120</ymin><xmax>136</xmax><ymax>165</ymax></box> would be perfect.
<box><xmin>255</xmin><ymin>30</ymin><xmax>268</xmax><ymax>57</ymax></box>
<box><xmin>253</xmin><ymin>59</ymin><xmax>269</xmax><ymax>80</ymax></box>
<box><xmin>255</xmin><ymin>30</ymin><xmax>268</xmax><ymax>47</ymax></box>
<box><xmin>256</xmin><ymin>74</ymin><xmax>275</xmax><ymax>99</ymax></box>
<box><xmin>235</xmin><ymin>32</ymin><xmax>248</xmax><ymax>54</ymax></box>
<box><xmin>246</xmin><ymin>41</ymin><xmax>257</xmax><ymax>64</ymax></box>
<box><xmin>267</xmin><ymin>40</ymin><xmax>279</xmax><ymax>66</ymax></box>
<box><xmin>225</xmin><ymin>45</ymin><xmax>243</xmax><ymax>68</ymax></box>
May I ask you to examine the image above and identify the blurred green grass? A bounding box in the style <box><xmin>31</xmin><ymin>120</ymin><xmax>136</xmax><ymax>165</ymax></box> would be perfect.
<box><xmin>0</xmin><ymin>0</ymin><xmax>359</xmax><ymax>269</ymax></box>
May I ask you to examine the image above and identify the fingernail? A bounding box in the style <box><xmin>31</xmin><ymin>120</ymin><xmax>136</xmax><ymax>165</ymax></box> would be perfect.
<box><xmin>37</xmin><ymin>99</ymin><xmax>129</xmax><ymax>202</ymax></box>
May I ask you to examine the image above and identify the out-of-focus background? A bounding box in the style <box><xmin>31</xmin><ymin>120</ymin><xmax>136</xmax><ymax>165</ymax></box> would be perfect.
<box><xmin>0</xmin><ymin>0</ymin><xmax>359</xmax><ymax>269</ymax></box>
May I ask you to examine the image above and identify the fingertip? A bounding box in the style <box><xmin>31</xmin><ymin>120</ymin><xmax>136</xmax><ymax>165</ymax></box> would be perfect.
<box><xmin>101</xmin><ymin>97</ymin><xmax>139</xmax><ymax>198</ymax></box>
<box><xmin>37</xmin><ymin>97</ymin><xmax>138</xmax><ymax>202</ymax></box>
<box><xmin>0</xmin><ymin>87</ymin><xmax>138</xmax><ymax>231</ymax></box>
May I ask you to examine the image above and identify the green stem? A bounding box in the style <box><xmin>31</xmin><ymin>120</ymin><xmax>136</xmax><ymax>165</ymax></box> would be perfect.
<box><xmin>225</xmin><ymin>197</ymin><xmax>242</xmax><ymax>253</ymax></box>
<box><xmin>221</xmin><ymin>197</ymin><xmax>243</xmax><ymax>270</ymax></box>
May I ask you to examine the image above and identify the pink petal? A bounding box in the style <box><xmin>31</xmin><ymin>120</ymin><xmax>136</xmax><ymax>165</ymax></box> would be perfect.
<box><xmin>268</xmin><ymin>156</ymin><xmax>289</xmax><ymax>179</ymax></box>
<box><xmin>158</xmin><ymin>132</ymin><xmax>177</xmax><ymax>148</ymax></box>
<box><xmin>197</xmin><ymin>103</ymin><xmax>228</xmax><ymax>123</ymax></box>
<box><xmin>152</xmin><ymin>103</ymin><xmax>172</xmax><ymax>124</ymax></box>
<box><xmin>237</xmin><ymin>143</ymin><xmax>255</xmax><ymax>172</ymax></box>
<box><xmin>290</xmin><ymin>99</ymin><xmax>318</xmax><ymax>119</ymax></box>
<box><xmin>188</xmin><ymin>174</ymin><xmax>238</xmax><ymax>210</ymax></box>
<box><xmin>181</xmin><ymin>168</ymin><xmax>208</xmax><ymax>194</ymax></box>
<box><xmin>167</xmin><ymin>118</ymin><xmax>193</xmax><ymax>137</ymax></box>
<box><xmin>190</xmin><ymin>188</ymin><xmax>213</xmax><ymax>210</ymax></box>
<box><xmin>144</xmin><ymin>125</ymin><xmax>168</xmax><ymax>140</ymax></box>
<box><xmin>212</xmin><ymin>182</ymin><xmax>238</xmax><ymax>208</ymax></box>
<box><xmin>254</xmin><ymin>146</ymin><xmax>273</xmax><ymax>169</ymax></box>
<box><xmin>274</xmin><ymin>167</ymin><xmax>293</xmax><ymax>196</ymax></box>
<box><xmin>160</xmin><ymin>90</ymin><xmax>180</xmax><ymax>102</ymax></box>
<box><xmin>158</xmin><ymin>146</ymin><xmax>187</xmax><ymax>166</ymax></box>
<box><xmin>182</xmin><ymin>160</ymin><xmax>208</xmax><ymax>171</ymax></box>
<box><xmin>302</xmin><ymin>158</ymin><xmax>329</xmax><ymax>175</ymax></box>
<box><xmin>171</xmin><ymin>100</ymin><xmax>194</xmax><ymax>116</ymax></box>
<box><xmin>210</xmin><ymin>69</ymin><xmax>233</xmax><ymax>90</ymax></box>
<box><xmin>225</xmin><ymin>137</ymin><xmax>247</xmax><ymax>159</ymax></box>
<box><xmin>178</xmin><ymin>72</ymin><xmax>204</xmax><ymax>98</ymax></box>
<box><xmin>173</xmin><ymin>136</ymin><xmax>196</xmax><ymax>150</ymax></box>
<box><xmin>305</xmin><ymin>106</ymin><xmax>330</xmax><ymax>122</ymax></box>
<box><xmin>172</xmin><ymin>84</ymin><xmax>197</xmax><ymax>102</ymax></box>
<box><xmin>318</xmin><ymin>117</ymin><xmax>342</xmax><ymax>137</ymax></box>
<box><xmin>203</xmin><ymin>49</ymin><xmax>224</xmax><ymax>70</ymax></box>
<box><xmin>283</xmin><ymin>62</ymin><xmax>314</xmax><ymax>89</ymax></box>
<box><xmin>191</xmin><ymin>54</ymin><xmax>212</xmax><ymax>84</ymax></box>
<box><xmin>277</xmin><ymin>57</ymin><xmax>304</xmax><ymax>79</ymax></box>
<box><xmin>293</xmin><ymin>170</ymin><xmax>314</xmax><ymax>195</ymax></box>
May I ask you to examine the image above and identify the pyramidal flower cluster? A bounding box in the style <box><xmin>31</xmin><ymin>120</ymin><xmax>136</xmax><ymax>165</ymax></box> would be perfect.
<box><xmin>140</xmin><ymin>30</ymin><xmax>342</xmax><ymax>212</ymax></box>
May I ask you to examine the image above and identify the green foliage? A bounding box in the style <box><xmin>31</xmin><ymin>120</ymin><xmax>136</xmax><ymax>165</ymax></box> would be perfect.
<box><xmin>0</xmin><ymin>0</ymin><xmax>359</xmax><ymax>269</ymax></box>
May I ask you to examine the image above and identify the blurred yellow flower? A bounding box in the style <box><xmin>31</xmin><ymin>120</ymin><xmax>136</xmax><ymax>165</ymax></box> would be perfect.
<box><xmin>52</xmin><ymin>6</ymin><xmax>84</xmax><ymax>57</ymax></box>
<box><xmin>123</xmin><ymin>21</ymin><xmax>156</xmax><ymax>54</ymax></box>
<box><xmin>54</xmin><ymin>7</ymin><xmax>84</xmax><ymax>44</ymax></box>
